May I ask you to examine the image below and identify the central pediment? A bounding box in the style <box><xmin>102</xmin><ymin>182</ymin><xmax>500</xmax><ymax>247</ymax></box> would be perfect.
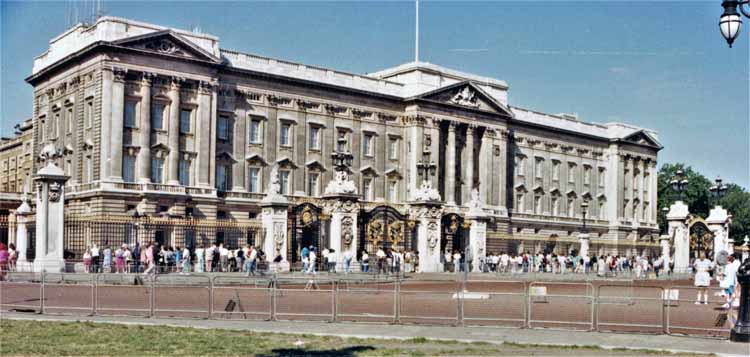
<box><xmin>409</xmin><ymin>81</ymin><xmax>513</xmax><ymax>117</ymax></box>
<box><xmin>112</xmin><ymin>30</ymin><xmax>221</xmax><ymax>63</ymax></box>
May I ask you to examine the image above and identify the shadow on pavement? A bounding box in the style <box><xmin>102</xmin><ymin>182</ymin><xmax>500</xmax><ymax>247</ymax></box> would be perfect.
<box><xmin>264</xmin><ymin>345</ymin><xmax>376</xmax><ymax>356</ymax></box>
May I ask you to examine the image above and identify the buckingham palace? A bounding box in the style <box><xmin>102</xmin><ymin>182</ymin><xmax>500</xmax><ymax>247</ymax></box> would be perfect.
<box><xmin>4</xmin><ymin>16</ymin><xmax>663</xmax><ymax>265</ymax></box>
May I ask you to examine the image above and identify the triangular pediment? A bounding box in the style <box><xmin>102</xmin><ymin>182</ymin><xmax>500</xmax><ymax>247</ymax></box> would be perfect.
<box><xmin>410</xmin><ymin>81</ymin><xmax>513</xmax><ymax>117</ymax></box>
<box><xmin>619</xmin><ymin>130</ymin><xmax>663</xmax><ymax>150</ymax></box>
<box><xmin>305</xmin><ymin>160</ymin><xmax>327</xmax><ymax>172</ymax></box>
<box><xmin>216</xmin><ymin>151</ymin><xmax>237</xmax><ymax>163</ymax></box>
<box><xmin>112</xmin><ymin>30</ymin><xmax>220</xmax><ymax>63</ymax></box>
<box><xmin>245</xmin><ymin>154</ymin><xmax>268</xmax><ymax>166</ymax></box>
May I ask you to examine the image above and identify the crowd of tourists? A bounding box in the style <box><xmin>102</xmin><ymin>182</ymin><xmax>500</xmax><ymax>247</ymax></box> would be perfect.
<box><xmin>475</xmin><ymin>251</ymin><xmax>674</xmax><ymax>277</ymax></box>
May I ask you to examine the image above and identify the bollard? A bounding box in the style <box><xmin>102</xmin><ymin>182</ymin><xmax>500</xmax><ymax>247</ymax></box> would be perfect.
<box><xmin>149</xmin><ymin>275</ymin><xmax>155</xmax><ymax>318</ymax></box>
<box><xmin>90</xmin><ymin>273</ymin><xmax>96</xmax><ymax>316</ymax></box>
<box><xmin>39</xmin><ymin>271</ymin><xmax>45</xmax><ymax>314</ymax></box>
<box><xmin>393</xmin><ymin>277</ymin><xmax>400</xmax><ymax>323</ymax></box>
<box><xmin>269</xmin><ymin>275</ymin><xmax>276</xmax><ymax>321</ymax></box>
<box><xmin>331</xmin><ymin>280</ymin><xmax>337</xmax><ymax>322</ymax></box>
<box><xmin>730</xmin><ymin>258</ymin><xmax>750</xmax><ymax>342</ymax></box>
<box><xmin>207</xmin><ymin>276</ymin><xmax>213</xmax><ymax>320</ymax></box>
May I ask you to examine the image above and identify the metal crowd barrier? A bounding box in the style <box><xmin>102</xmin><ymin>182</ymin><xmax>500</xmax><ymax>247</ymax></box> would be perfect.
<box><xmin>0</xmin><ymin>272</ymin><xmax>735</xmax><ymax>341</ymax></box>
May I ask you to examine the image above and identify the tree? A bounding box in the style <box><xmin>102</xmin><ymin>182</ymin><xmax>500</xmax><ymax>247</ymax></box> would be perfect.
<box><xmin>657</xmin><ymin>163</ymin><xmax>750</xmax><ymax>246</ymax></box>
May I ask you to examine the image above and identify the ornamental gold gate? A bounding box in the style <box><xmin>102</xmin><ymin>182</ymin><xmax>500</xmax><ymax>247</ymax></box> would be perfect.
<box><xmin>441</xmin><ymin>213</ymin><xmax>467</xmax><ymax>255</ymax></box>
<box><xmin>688</xmin><ymin>218</ymin><xmax>714</xmax><ymax>260</ymax></box>
<box><xmin>358</xmin><ymin>205</ymin><xmax>414</xmax><ymax>256</ymax></box>
<box><xmin>288</xmin><ymin>203</ymin><xmax>327</xmax><ymax>264</ymax></box>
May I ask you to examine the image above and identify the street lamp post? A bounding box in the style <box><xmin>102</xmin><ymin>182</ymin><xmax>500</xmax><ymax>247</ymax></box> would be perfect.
<box><xmin>709</xmin><ymin>176</ymin><xmax>729</xmax><ymax>205</ymax></box>
<box><xmin>719</xmin><ymin>0</ymin><xmax>750</xmax><ymax>47</ymax></box>
<box><xmin>331</xmin><ymin>137</ymin><xmax>354</xmax><ymax>173</ymax></box>
<box><xmin>670</xmin><ymin>169</ymin><xmax>689</xmax><ymax>201</ymax></box>
<box><xmin>661</xmin><ymin>206</ymin><xmax>670</xmax><ymax>235</ymax></box>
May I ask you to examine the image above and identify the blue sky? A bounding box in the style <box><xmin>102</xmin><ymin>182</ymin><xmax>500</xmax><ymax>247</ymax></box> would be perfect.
<box><xmin>1</xmin><ymin>1</ymin><xmax>748</xmax><ymax>187</ymax></box>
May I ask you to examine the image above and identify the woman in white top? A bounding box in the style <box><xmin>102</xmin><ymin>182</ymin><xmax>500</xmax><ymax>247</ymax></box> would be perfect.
<box><xmin>693</xmin><ymin>252</ymin><xmax>713</xmax><ymax>304</ymax></box>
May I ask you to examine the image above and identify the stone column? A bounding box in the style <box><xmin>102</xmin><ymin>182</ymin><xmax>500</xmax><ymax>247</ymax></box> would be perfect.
<box><xmin>196</xmin><ymin>81</ymin><xmax>214</xmax><ymax>188</ymax></box>
<box><xmin>15</xmin><ymin>195</ymin><xmax>33</xmax><ymax>271</ymax></box>
<box><xmin>137</xmin><ymin>73</ymin><xmax>154</xmax><ymax>183</ymax></box>
<box><xmin>445</xmin><ymin>121</ymin><xmax>457</xmax><ymax>206</ymax></box>
<box><xmin>34</xmin><ymin>147</ymin><xmax>70</xmax><ymax>272</ymax></box>
<box><xmin>324</xmin><ymin>195</ymin><xmax>359</xmax><ymax>271</ymax></box>
<box><xmin>233</xmin><ymin>110</ymin><xmax>246</xmax><ymax>191</ymax></box>
<box><xmin>411</xmin><ymin>202</ymin><xmax>443</xmax><ymax>273</ymax></box>
<box><xmin>260</xmin><ymin>165</ymin><xmax>290</xmax><ymax>272</ymax></box>
<box><xmin>463</xmin><ymin>125</ymin><xmax>475</xmax><ymax>205</ymax></box>
<box><xmin>100</xmin><ymin>67</ymin><xmax>113</xmax><ymax>180</ymax></box>
<box><xmin>467</xmin><ymin>206</ymin><xmax>488</xmax><ymax>272</ymax></box>
<box><xmin>478</xmin><ymin>128</ymin><xmax>491</xmax><ymax>205</ymax></box>
<box><xmin>166</xmin><ymin>77</ymin><xmax>183</xmax><ymax>185</ymax></box>
<box><xmin>109</xmin><ymin>67</ymin><xmax>126</xmax><ymax>181</ymax></box>
<box><xmin>707</xmin><ymin>206</ymin><xmax>730</xmax><ymax>260</ymax></box>
<box><xmin>667</xmin><ymin>200</ymin><xmax>690</xmax><ymax>273</ymax></box>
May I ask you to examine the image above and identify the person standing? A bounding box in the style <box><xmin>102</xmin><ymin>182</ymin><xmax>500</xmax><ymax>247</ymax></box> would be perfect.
<box><xmin>114</xmin><ymin>245</ymin><xmax>125</xmax><ymax>274</ymax></box>
<box><xmin>195</xmin><ymin>245</ymin><xmax>205</xmax><ymax>273</ymax></box>
<box><xmin>361</xmin><ymin>250</ymin><xmax>369</xmax><ymax>273</ymax></box>
<box><xmin>307</xmin><ymin>248</ymin><xmax>317</xmax><ymax>274</ymax></box>
<box><xmin>91</xmin><ymin>244</ymin><xmax>100</xmax><ymax>273</ymax></box>
<box><xmin>247</xmin><ymin>245</ymin><xmax>258</xmax><ymax>276</ymax></box>
<box><xmin>219</xmin><ymin>243</ymin><xmax>229</xmax><ymax>272</ymax></box>
<box><xmin>103</xmin><ymin>245</ymin><xmax>113</xmax><ymax>273</ymax></box>
<box><xmin>8</xmin><ymin>244</ymin><xmax>17</xmax><ymax>272</ymax></box>
<box><xmin>83</xmin><ymin>248</ymin><xmax>93</xmax><ymax>273</ymax></box>
<box><xmin>453</xmin><ymin>250</ymin><xmax>461</xmax><ymax>273</ymax></box>
<box><xmin>344</xmin><ymin>250</ymin><xmax>352</xmax><ymax>274</ymax></box>
<box><xmin>301</xmin><ymin>246</ymin><xmax>310</xmax><ymax>273</ymax></box>
<box><xmin>181</xmin><ymin>246</ymin><xmax>191</xmax><ymax>274</ymax></box>
<box><xmin>205</xmin><ymin>244</ymin><xmax>215</xmax><ymax>273</ymax></box>
<box><xmin>693</xmin><ymin>252</ymin><xmax>713</xmax><ymax>304</ymax></box>
<box><xmin>720</xmin><ymin>255</ymin><xmax>741</xmax><ymax>308</ymax></box>
<box><xmin>143</xmin><ymin>242</ymin><xmax>155</xmax><ymax>275</ymax></box>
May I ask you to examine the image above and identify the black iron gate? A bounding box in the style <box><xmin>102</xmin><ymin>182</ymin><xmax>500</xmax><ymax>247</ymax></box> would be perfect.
<box><xmin>441</xmin><ymin>213</ymin><xmax>467</xmax><ymax>255</ymax></box>
<box><xmin>358</xmin><ymin>205</ymin><xmax>414</xmax><ymax>256</ymax></box>
<box><xmin>689</xmin><ymin>221</ymin><xmax>714</xmax><ymax>260</ymax></box>
<box><xmin>288</xmin><ymin>203</ymin><xmax>326</xmax><ymax>264</ymax></box>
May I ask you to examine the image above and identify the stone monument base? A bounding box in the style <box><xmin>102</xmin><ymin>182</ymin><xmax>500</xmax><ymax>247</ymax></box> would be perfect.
<box><xmin>33</xmin><ymin>258</ymin><xmax>66</xmax><ymax>273</ymax></box>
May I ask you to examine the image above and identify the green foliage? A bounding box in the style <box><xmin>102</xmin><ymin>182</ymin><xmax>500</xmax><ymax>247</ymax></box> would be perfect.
<box><xmin>658</xmin><ymin>163</ymin><xmax>750</xmax><ymax>245</ymax></box>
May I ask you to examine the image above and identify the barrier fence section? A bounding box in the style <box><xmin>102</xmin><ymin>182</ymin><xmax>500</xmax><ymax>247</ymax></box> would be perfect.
<box><xmin>0</xmin><ymin>272</ymin><xmax>735</xmax><ymax>340</ymax></box>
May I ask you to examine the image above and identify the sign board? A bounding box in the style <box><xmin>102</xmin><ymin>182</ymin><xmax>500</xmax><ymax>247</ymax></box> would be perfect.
<box><xmin>530</xmin><ymin>286</ymin><xmax>548</xmax><ymax>303</ymax></box>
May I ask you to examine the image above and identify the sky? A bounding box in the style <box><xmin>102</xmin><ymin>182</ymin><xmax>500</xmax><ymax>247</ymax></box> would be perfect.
<box><xmin>1</xmin><ymin>0</ymin><xmax>748</xmax><ymax>188</ymax></box>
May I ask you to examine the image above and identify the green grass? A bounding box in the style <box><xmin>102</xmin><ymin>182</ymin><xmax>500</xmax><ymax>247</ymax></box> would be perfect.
<box><xmin>0</xmin><ymin>319</ymin><xmax>711</xmax><ymax>356</ymax></box>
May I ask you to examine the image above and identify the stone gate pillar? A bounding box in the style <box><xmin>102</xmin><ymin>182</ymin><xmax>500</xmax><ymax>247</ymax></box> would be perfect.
<box><xmin>667</xmin><ymin>200</ymin><xmax>690</xmax><ymax>273</ymax></box>
<box><xmin>323</xmin><ymin>195</ymin><xmax>359</xmax><ymax>271</ymax></box>
<box><xmin>578</xmin><ymin>233</ymin><xmax>590</xmax><ymax>258</ymax></box>
<box><xmin>466</xmin><ymin>189</ymin><xmax>488</xmax><ymax>272</ymax></box>
<box><xmin>15</xmin><ymin>193</ymin><xmax>33</xmax><ymax>271</ymax></box>
<box><xmin>33</xmin><ymin>144</ymin><xmax>70</xmax><ymax>272</ymax></box>
<box><xmin>260</xmin><ymin>165</ymin><xmax>289</xmax><ymax>272</ymax></box>
<box><xmin>659</xmin><ymin>234</ymin><xmax>671</xmax><ymax>274</ymax></box>
<box><xmin>707</xmin><ymin>205</ymin><xmax>731</xmax><ymax>260</ymax></box>
<box><xmin>410</xmin><ymin>202</ymin><xmax>443</xmax><ymax>273</ymax></box>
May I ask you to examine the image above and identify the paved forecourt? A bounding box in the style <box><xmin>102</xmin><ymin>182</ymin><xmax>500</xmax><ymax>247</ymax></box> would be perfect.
<box><xmin>0</xmin><ymin>271</ymin><xmax>734</xmax><ymax>339</ymax></box>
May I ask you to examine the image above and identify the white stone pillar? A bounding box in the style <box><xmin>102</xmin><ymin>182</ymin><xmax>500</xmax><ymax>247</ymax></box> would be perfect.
<box><xmin>109</xmin><ymin>67</ymin><xmax>127</xmax><ymax>181</ymax></box>
<box><xmin>660</xmin><ymin>234</ymin><xmax>671</xmax><ymax>273</ymax></box>
<box><xmin>478</xmin><ymin>128</ymin><xmax>491</xmax><ymax>205</ymax></box>
<box><xmin>411</xmin><ymin>202</ymin><xmax>443</xmax><ymax>273</ymax></box>
<box><xmin>260</xmin><ymin>201</ymin><xmax>289</xmax><ymax>272</ymax></box>
<box><xmin>137</xmin><ymin>73</ymin><xmax>154</xmax><ymax>183</ymax></box>
<box><xmin>33</xmin><ymin>147</ymin><xmax>70</xmax><ymax>272</ymax></box>
<box><xmin>100</xmin><ymin>67</ymin><xmax>113</xmax><ymax>180</ymax></box>
<box><xmin>445</xmin><ymin>121</ymin><xmax>457</xmax><ymax>206</ymax></box>
<box><xmin>324</xmin><ymin>195</ymin><xmax>359</xmax><ymax>271</ymax></box>
<box><xmin>467</xmin><ymin>208</ymin><xmax>488</xmax><ymax>272</ymax></box>
<box><xmin>166</xmin><ymin>77</ymin><xmax>183</xmax><ymax>185</ymax></box>
<box><xmin>15</xmin><ymin>196</ymin><xmax>33</xmax><ymax>271</ymax></box>
<box><xmin>196</xmin><ymin>81</ymin><xmax>214</xmax><ymax>188</ymax></box>
<box><xmin>667</xmin><ymin>200</ymin><xmax>690</xmax><ymax>273</ymax></box>
<box><xmin>707</xmin><ymin>205</ymin><xmax>730</xmax><ymax>261</ymax></box>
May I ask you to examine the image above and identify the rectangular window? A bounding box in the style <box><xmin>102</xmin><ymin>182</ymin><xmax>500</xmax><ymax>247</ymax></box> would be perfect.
<box><xmin>123</xmin><ymin>155</ymin><xmax>136</xmax><ymax>183</ymax></box>
<box><xmin>515</xmin><ymin>192</ymin><xmax>524</xmax><ymax>212</ymax></box>
<box><xmin>534</xmin><ymin>195</ymin><xmax>542</xmax><ymax>214</ymax></box>
<box><xmin>307</xmin><ymin>172</ymin><xmax>320</xmax><ymax>197</ymax></box>
<box><xmin>216</xmin><ymin>164</ymin><xmax>230</xmax><ymax>191</ymax></box>
<box><xmin>309</xmin><ymin>126</ymin><xmax>320</xmax><ymax>150</ymax></box>
<box><xmin>583</xmin><ymin>166</ymin><xmax>591</xmax><ymax>185</ymax></box>
<box><xmin>363</xmin><ymin>134</ymin><xmax>374</xmax><ymax>156</ymax></box>
<box><xmin>85</xmin><ymin>100</ymin><xmax>93</xmax><ymax>128</ymax></box>
<box><xmin>337</xmin><ymin>130</ymin><xmax>349</xmax><ymax>152</ymax></box>
<box><xmin>280</xmin><ymin>123</ymin><xmax>291</xmax><ymax>146</ymax></box>
<box><xmin>388</xmin><ymin>180</ymin><xmax>398</xmax><ymax>202</ymax></box>
<box><xmin>151</xmin><ymin>157</ymin><xmax>164</xmax><ymax>184</ymax></box>
<box><xmin>515</xmin><ymin>156</ymin><xmax>525</xmax><ymax>176</ymax></box>
<box><xmin>598</xmin><ymin>168</ymin><xmax>605</xmax><ymax>187</ymax></box>
<box><xmin>53</xmin><ymin>112</ymin><xmax>60</xmax><ymax>138</ymax></box>
<box><xmin>363</xmin><ymin>177</ymin><xmax>373</xmax><ymax>201</ymax></box>
<box><xmin>535</xmin><ymin>158</ymin><xmax>543</xmax><ymax>178</ymax></box>
<box><xmin>84</xmin><ymin>156</ymin><xmax>92</xmax><ymax>183</ymax></box>
<box><xmin>643</xmin><ymin>173</ymin><xmax>650</xmax><ymax>194</ymax></box>
<box><xmin>218</xmin><ymin>116</ymin><xmax>230</xmax><ymax>140</ymax></box>
<box><xmin>248</xmin><ymin>167</ymin><xmax>260</xmax><ymax>193</ymax></box>
<box><xmin>388</xmin><ymin>138</ymin><xmax>399</xmax><ymax>160</ymax></box>
<box><xmin>179</xmin><ymin>109</ymin><xmax>192</xmax><ymax>134</ymax></box>
<box><xmin>279</xmin><ymin>170</ymin><xmax>290</xmax><ymax>195</ymax></box>
<box><xmin>599</xmin><ymin>200</ymin><xmax>606</xmax><ymax>220</ymax></box>
<box><xmin>249</xmin><ymin>119</ymin><xmax>261</xmax><ymax>144</ymax></box>
<box><xmin>66</xmin><ymin>107</ymin><xmax>74</xmax><ymax>134</ymax></box>
<box><xmin>552</xmin><ymin>197</ymin><xmax>559</xmax><ymax>216</ymax></box>
<box><xmin>568</xmin><ymin>198</ymin><xmax>576</xmax><ymax>217</ymax></box>
<box><xmin>152</xmin><ymin>103</ymin><xmax>165</xmax><ymax>130</ymax></box>
<box><xmin>568</xmin><ymin>163</ymin><xmax>576</xmax><ymax>183</ymax></box>
<box><xmin>124</xmin><ymin>101</ymin><xmax>137</xmax><ymax>128</ymax></box>
<box><xmin>178</xmin><ymin>159</ymin><xmax>190</xmax><ymax>186</ymax></box>
<box><xmin>552</xmin><ymin>161</ymin><xmax>560</xmax><ymax>181</ymax></box>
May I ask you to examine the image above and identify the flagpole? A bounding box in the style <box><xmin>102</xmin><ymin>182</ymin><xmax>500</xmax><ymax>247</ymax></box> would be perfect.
<box><xmin>415</xmin><ymin>0</ymin><xmax>419</xmax><ymax>62</ymax></box>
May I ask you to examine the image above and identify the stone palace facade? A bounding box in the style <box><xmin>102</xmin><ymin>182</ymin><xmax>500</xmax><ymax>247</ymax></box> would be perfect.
<box><xmin>11</xmin><ymin>17</ymin><xmax>662</xmax><ymax>259</ymax></box>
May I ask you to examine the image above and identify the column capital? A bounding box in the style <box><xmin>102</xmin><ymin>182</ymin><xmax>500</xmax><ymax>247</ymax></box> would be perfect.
<box><xmin>447</xmin><ymin>120</ymin><xmax>458</xmax><ymax>131</ymax></box>
<box><xmin>466</xmin><ymin>123</ymin><xmax>478</xmax><ymax>134</ymax></box>
<box><xmin>140</xmin><ymin>72</ymin><xmax>157</xmax><ymax>86</ymax></box>
<box><xmin>169</xmin><ymin>76</ymin><xmax>186</xmax><ymax>91</ymax></box>
<box><xmin>198</xmin><ymin>80</ymin><xmax>215</xmax><ymax>94</ymax></box>
<box><xmin>112</xmin><ymin>67</ymin><xmax>128</xmax><ymax>83</ymax></box>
